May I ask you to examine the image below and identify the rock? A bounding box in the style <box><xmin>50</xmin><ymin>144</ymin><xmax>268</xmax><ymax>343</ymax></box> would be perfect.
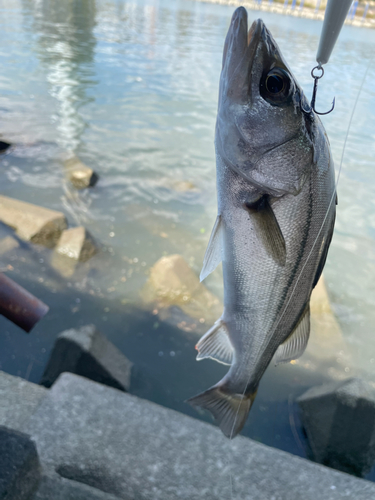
<box><xmin>141</xmin><ymin>254</ymin><xmax>222</xmax><ymax>327</ymax></box>
<box><xmin>40</xmin><ymin>325</ymin><xmax>132</xmax><ymax>392</ymax></box>
<box><xmin>64</xmin><ymin>157</ymin><xmax>98</xmax><ymax>189</ymax></box>
<box><xmin>0</xmin><ymin>140</ymin><xmax>11</xmax><ymax>153</ymax></box>
<box><xmin>34</xmin><ymin>473</ymin><xmax>122</xmax><ymax>500</ymax></box>
<box><xmin>310</xmin><ymin>276</ymin><xmax>332</xmax><ymax>314</ymax></box>
<box><xmin>0</xmin><ymin>236</ymin><xmax>19</xmax><ymax>256</ymax></box>
<box><xmin>0</xmin><ymin>371</ymin><xmax>47</xmax><ymax>432</ymax></box>
<box><xmin>298</xmin><ymin>378</ymin><xmax>375</xmax><ymax>477</ymax></box>
<box><xmin>292</xmin><ymin>276</ymin><xmax>352</xmax><ymax>381</ymax></box>
<box><xmin>55</xmin><ymin>227</ymin><xmax>98</xmax><ymax>262</ymax></box>
<box><xmin>169</xmin><ymin>180</ymin><xmax>198</xmax><ymax>192</ymax></box>
<box><xmin>24</xmin><ymin>372</ymin><xmax>375</xmax><ymax>500</ymax></box>
<box><xmin>0</xmin><ymin>196</ymin><xmax>67</xmax><ymax>247</ymax></box>
<box><xmin>0</xmin><ymin>426</ymin><xmax>41</xmax><ymax>500</ymax></box>
<box><xmin>49</xmin><ymin>252</ymin><xmax>77</xmax><ymax>278</ymax></box>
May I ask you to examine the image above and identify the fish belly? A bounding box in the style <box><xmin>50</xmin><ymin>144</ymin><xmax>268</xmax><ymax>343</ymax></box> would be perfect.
<box><xmin>217</xmin><ymin>151</ymin><xmax>335</xmax><ymax>392</ymax></box>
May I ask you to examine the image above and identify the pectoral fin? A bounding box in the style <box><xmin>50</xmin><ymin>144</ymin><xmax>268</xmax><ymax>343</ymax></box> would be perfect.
<box><xmin>245</xmin><ymin>196</ymin><xmax>286</xmax><ymax>266</ymax></box>
<box><xmin>273</xmin><ymin>303</ymin><xmax>310</xmax><ymax>365</ymax></box>
<box><xmin>196</xmin><ymin>319</ymin><xmax>233</xmax><ymax>365</ymax></box>
<box><xmin>200</xmin><ymin>215</ymin><xmax>223</xmax><ymax>282</ymax></box>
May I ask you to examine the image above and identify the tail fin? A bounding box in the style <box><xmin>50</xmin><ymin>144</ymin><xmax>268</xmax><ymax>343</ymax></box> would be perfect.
<box><xmin>187</xmin><ymin>386</ymin><xmax>256</xmax><ymax>439</ymax></box>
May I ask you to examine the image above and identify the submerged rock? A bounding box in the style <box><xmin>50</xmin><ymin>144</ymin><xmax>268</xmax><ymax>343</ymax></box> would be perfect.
<box><xmin>64</xmin><ymin>156</ymin><xmax>98</xmax><ymax>189</ymax></box>
<box><xmin>298</xmin><ymin>377</ymin><xmax>375</xmax><ymax>477</ymax></box>
<box><xmin>55</xmin><ymin>227</ymin><xmax>98</xmax><ymax>262</ymax></box>
<box><xmin>0</xmin><ymin>235</ymin><xmax>19</xmax><ymax>255</ymax></box>
<box><xmin>297</xmin><ymin>276</ymin><xmax>352</xmax><ymax>380</ymax></box>
<box><xmin>0</xmin><ymin>195</ymin><xmax>67</xmax><ymax>247</ymax></box>
<box><xmin>169</xmin><ymin>179</ymin><xmax>199</xmax><ymax>192</ymax></box>
<box><xmin>141</xmin><ymin>254</ymin><xmax>222</xmax><ymax>328</ymax></box>
<box><xmin>50</xmin><ymin>252</ymin><xmax>77</xmax><ymax>278</ymax></box>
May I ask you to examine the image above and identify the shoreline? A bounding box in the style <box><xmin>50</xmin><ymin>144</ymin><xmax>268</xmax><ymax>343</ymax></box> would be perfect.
<box><xmin>193</xmin><ymin>0</ymin><xmax>375</xmax><ymax>30</ymax></box>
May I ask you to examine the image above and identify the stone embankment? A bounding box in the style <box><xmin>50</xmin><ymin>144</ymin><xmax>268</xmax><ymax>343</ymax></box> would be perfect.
<box><xmin>1</xmin><ymin>368</ymin><xmax>375</xmax><ymax>500</ymax></box>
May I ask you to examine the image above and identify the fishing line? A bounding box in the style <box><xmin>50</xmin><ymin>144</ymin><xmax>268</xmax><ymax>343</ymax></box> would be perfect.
<box><xmin>228</xmin><ymin>55</ymin><xmax>372</xmax><ymax>454</ymax></box>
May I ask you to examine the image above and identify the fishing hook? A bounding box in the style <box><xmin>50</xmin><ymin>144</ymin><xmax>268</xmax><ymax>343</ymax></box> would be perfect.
<box><xmin>300</xmin><ymin>65</ymin><xmax>335</xmax><ymax>116</ymax></box>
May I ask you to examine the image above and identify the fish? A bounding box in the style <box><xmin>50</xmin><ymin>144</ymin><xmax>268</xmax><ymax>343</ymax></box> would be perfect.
<box><xmin>187</xmin><ymin>7</ymin><xmax>336</xmax><ymax>439</ymax></box>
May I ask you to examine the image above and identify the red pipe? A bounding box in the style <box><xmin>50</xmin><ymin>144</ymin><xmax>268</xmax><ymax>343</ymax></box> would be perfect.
<box><xmin>0</xmin><ymin>273</ymin><xmax>49</xmax><ymax>332</ymax></box>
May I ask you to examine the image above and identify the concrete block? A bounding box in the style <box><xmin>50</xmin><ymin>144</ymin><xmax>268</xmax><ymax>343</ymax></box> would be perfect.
<box><xmin>141</xmin><ymin>254</ymin><xmax>222</xmax><ymax>326</ymax></box>
<box><xmin>0</xmin><ymin>371</ymin><xmax>47</xmax><ymax>432</ymax></box>
<box><xmin>298</xmin><ymin>378</ymin><xmax>375</xmax><ymax>476</ymax></box>
<box><xmin>33</xmin><ymin>473</ymin><xmax>122</xmax><ymax>500</ymax></box>
<box><xmin>40</xmin><ymin>325</ymin><xmax>132</xmax><ymax>392</ymax></box>
<box><xmin>64</xmin><ymin>157</ymin><xmax>98</xmax><ymax>189</ymax></box>
<box><xmin>49</xmin><ymin>251</ymin><xmax>77</xmax><ymax>278</ymax></box>
<box><xmin>0</xmin><ymin>196</ymin><xmax>67</xmax><ymax>247</ymax></box>
<box><xmin>0</xmin><ymin>236</ymin><xmax>19</xmax><ymax>256</ymax></box>
<box><xmin>0</xmin><ymin>426</ymin><xmax>41</xmax><ymax>500</ymax></box>
<box><xmin>0</xmin><ymin>140</ymin><xmax>11</xmax><ymax>153</ymax></box>
<box><xmin>25</xmin><ymin>373</ymin><xmax>375</xmax><ymax>500</ymax></box>
<box><xmin>55</xmin><ymin>227</ymin><xmax>98</xmax><ymax>262</ymax></box>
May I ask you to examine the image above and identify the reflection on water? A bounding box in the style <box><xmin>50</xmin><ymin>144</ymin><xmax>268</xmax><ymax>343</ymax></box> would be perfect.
<box><xmin>0</xmin><ymin>0</ymin><xmax>375</xmax><ymax>476</ymax></box>
<box><xmin>23</xmin><ymin>0</ymin><xmax>97</xmax><ymax>152</ymax></box>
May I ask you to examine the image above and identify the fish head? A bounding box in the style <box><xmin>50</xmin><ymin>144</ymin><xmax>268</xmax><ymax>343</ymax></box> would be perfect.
<box><xmin>216</xmin><ymin>8</ymin><xmax>318</xmax><ymax>196</ymax></box>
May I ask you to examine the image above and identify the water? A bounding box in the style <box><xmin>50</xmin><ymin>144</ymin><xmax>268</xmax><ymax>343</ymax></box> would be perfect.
<box><xmin>0</xmin><ymin>0</ymin><xmax>375</xmax><ymax>477</ymax></box>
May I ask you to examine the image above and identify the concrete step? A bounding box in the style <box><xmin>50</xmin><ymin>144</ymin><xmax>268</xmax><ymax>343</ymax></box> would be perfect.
<box><xmin>0</xmin><ymin>371</ymin><xmax>47</xmax><ymax>432</ymax></box>
<box><xmin>34</xmin><ymin>473</ymin><xmax>122</xmax><ymax>500</ymax></box>
<box><xmin>23</xmin><ymin>372</ymin><xmax>375</xmax><ymax>500</ymax></box>
<box><xmin>0</xmin><ymin>426</ymin><xmax>40</xmax><ymax>500</ymax></box>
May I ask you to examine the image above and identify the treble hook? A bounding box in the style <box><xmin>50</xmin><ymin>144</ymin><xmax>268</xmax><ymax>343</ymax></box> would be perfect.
<box><xmin>300</xmin><ymin>65</ymin><xmax>335</xmax><ymax>116</ymax></box>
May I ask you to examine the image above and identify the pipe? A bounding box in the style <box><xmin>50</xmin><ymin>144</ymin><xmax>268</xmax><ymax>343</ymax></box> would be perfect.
<box><xmin>0</xmin><ymin>273</ymin><xmax>49</xmax><ymax>332</ymax></box>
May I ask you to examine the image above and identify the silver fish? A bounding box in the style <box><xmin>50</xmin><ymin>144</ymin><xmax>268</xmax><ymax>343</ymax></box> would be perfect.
<box><xmin>188</xmin><ymin>7</ymin><xmax>336</xmax><ymax>438</ymax></box>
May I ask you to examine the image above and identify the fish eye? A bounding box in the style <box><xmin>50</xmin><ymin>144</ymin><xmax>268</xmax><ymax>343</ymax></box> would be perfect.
<box><xmin>260</xmin><ymin>68</ymin><xmax>292</xmax><ymax>105</ymax></box>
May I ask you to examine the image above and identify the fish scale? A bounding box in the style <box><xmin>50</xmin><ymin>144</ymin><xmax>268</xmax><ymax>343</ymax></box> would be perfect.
<box><xmin>188</xmin><ymin>7</ymin><xmax>336</xmax><ymax>439</ymax></box>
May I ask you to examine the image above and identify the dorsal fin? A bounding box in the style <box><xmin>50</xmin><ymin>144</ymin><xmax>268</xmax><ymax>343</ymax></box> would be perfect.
<box><xmin>273</xmin><ymin>303</ymin><xmax>310</xmax><ymax>365</ymax></box>
<box><xmin>196</xmin><ymin>319</ymin><xmax>233</xmax><ymax>365</ymax></box>
<box><xmin>200</xmin><ymin>215</ymin><xmax>223</xmax><ymax>282</ymax></box>
<box><xmin>244</xmin><ymin>195</ymin><xmax>286</xmax><ymax>266</ymax></box>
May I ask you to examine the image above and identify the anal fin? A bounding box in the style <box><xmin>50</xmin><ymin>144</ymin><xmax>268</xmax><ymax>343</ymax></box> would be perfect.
<box><xmin>244</xmin><ymin>195</ymin><xmax>286</xmax><ymax>266</ymax></box>
<box><xmin>196</xmin><ymin>319</ymin><xmax>233</xmax><ymax>365</ymax></box>
<box><xmin>187</xmin><ymin>386</ymin><xmax>255</xmax><ymax>439</ymax></box>
<box><xmin>200</xmin><ymin>215</ymin><xmax>223</xmax><ymax>282</ymax></box>
<box><xmin>273</xmin><ymin>303</ymin><xmax>310</xmax><ymax>365</ymax></box>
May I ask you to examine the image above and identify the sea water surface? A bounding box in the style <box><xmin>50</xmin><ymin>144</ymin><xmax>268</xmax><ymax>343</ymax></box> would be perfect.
<box><xmin>0</xmin><ymin>0</ymin><xmax>375</xmax><ymax>477</ymax></box>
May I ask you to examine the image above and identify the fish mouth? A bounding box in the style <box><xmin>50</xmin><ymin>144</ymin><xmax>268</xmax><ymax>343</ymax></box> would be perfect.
<box><xmin>221</xmin><ymin>10</ymin><xmax>268</xmax><ymax>99</ymax></box>
<box><xmin>246</xmin><ymin>19</ymin><xmax>263</xmax><ymax>77</ymax></box>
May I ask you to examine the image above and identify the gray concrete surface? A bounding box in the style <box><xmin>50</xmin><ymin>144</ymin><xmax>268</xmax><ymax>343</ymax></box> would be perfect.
<box><xmin>34</xmin><ymin>474</ymin><xmax>122</xmax><ymax>500</ymax></box>
<box><xmin>25</xmin><ymin>373</ymin><xmax>375</xmax><ymax>500</ymax></box>
<box><xmin>40</xmin><ymin>325</ymin><xmax>132</xmax><ymax>391</ymax></box>
<box><xmin>0</xmin><ymin>371</ymin><xmax>47</xmax><ymax>432</ymax></box>
<box><xmin>298</xmin><ymin>378</ymin><xmax>375</xmax><ymax>476</ymax></box>
<box><xmin>0</xmin><ymin>426</ymin><xmax>41</xmax><ymax>500</ymax></box>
